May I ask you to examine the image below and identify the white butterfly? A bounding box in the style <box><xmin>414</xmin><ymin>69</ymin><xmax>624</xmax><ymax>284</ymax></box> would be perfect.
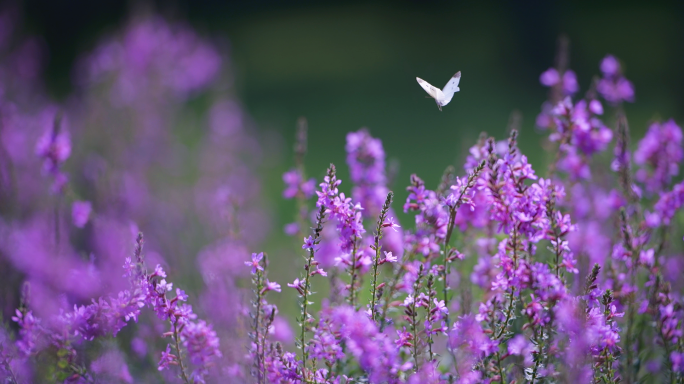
<box><xmin>416</xmin><ymin>71</ymin><xmax>461</xmax><ymax>111</ymax></box>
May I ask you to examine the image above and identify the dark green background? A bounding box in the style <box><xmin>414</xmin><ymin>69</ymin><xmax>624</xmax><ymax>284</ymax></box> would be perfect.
<box><xmin>24</xmin><ymin>0</ymin><xmax>684</xmax><ymax>180</ymax></box>
<box><xmin>19</xmin><ymin>0</ymin><xmax>684</xmax><ymax>312</ymax></box>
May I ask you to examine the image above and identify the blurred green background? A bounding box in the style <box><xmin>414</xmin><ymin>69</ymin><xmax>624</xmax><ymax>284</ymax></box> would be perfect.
<box><xmin>24</xmin><ymin>0</ymin><xmax>684</xmax><ymax>182</ymax></box>
<box><xmin>20</xmin><ymin>0</ymin><xmax>684</xmax><ymax>311</ymax></box>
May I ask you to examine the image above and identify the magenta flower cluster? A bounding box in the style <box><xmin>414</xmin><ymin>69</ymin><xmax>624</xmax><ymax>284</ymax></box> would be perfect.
<box><xmin>248</xmin><ymin>51</ymin><xmax>684</xmax><ymax>384</ymax></box>
<box><xmin>1</xmin><ymin>9</ymin><xmax>683</xmax><ymax>384</ymax></box>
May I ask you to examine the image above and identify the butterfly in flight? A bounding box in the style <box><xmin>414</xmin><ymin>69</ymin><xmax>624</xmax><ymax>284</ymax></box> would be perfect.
<box><xmin>416</xmin><ymin>71</ymin><xmax>461</xmax><ymax>111</ymax></box>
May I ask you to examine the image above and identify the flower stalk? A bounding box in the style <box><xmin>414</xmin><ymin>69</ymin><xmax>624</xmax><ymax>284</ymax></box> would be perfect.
<box><xmin>369</xmin><ymin>191</ymin><xmax>394</xmax><ymax>323</ymax></box>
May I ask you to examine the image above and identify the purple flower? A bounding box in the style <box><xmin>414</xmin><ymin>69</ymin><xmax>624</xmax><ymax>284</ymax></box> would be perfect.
<box><xmin>382</xmin><ymin>217</ymin><xmax>401</xmax><ymax>232</ymax></box>
<box><xmin>589</xmin><ymin>99</ymin><xmax>604</xmax><ymax>115</ymax></box>
<box><xmin>11</xmin><ymin>310</ymin><xmax>41</xmax><ymax>356</ymax></box>
<box><xmin>182</xmin><ymin>320</ymin><xmax>221</xmax><ymax>378</ymax></box>
<box><xmin>600</xmin><ymin>55</ymin><xmax>620</xmax><ymax>76</ymax></box>
<box><xmin>35</xmin><ymin>121</ymin><xmax>71</xmax><ymax>173</ymax></box>
<box><xmin>311</xmin><ymin>266</ymin><xmax>327</xmax><ymax>277</ymax></box>
<box><xmin>540</xmin><ymin>68</ymin><xmax>560</xmax><ymax>86</ymax></box>
<box><xmin>270</xmin><ymin>316</ymin><xmax>293</xmax><ymax>344</ymax></box>
<box><xmin>639</xmin><ymin>249</ymin><xmax>655</xmax><ymax>267</ymax></box>
<box><xmin>345</xmin><ymin>129</ymin><xmax>395</xmax><ymax>232</ymax></box>
<box><xmin>395</xmin><ymin>327</ymin><xmax>412</xmax><ymax>348</ymax></box>
<box><xmin>672</xmin><ymin>352</ymin><xmax>684</xmax><ymax>373</ymax></box>
<box><xmin>263</xmin><ymin>280</ymin><xmax>281</xmax><ymax>293</ymax></box>
<box><xmin>635</xmin><ymin>119</ymin><xmax>683</xmax><ymax>193</ymax></box>
<box><xmin>382</xmin><ymin>251</ymin><xmax>397</xmax><ymax>264</ymax></box>
<box><xmin>245</xmin><ymin>252</ymin><xmax>264</xmax><ymax>274</ymax></box>
<box><xmin>284</xmin><ymin>222</ymin><xmax>299</xmax><ymax>236</ymax></box>
<box><xmin>302</xmin><ymin>236</ymin><xmax>315</xmax><ymax>250</ymax></box>
<box><xmin>72</xmin><ymin>200</ymin><xmax>93</xmax><ymax>228</ymax></box>
<box><xmin>151</xmin><ymin>264</ymin><xmax>167</xmax><ymax>279</ymax></box>
<box><xmin>539</xmin><ymin>68</ymin><xmax>578</xmax><ymax>94</ymax></box>
<box><xmin>91</xmin><ymin>350</ymin><xmax>133</xmax><ymax>383</ymax></box>
<box><xmin>283</xmin><ymin>169</ymin><xmax>316</xmax><ymax>199</ymax></box>
<box><xmin>597</xmin><ymin>55</ymin><xmax>635</xmax><ymax>104</ymax></box>
<box><xmin>651</xmin><ymin>180</ymin><xmax>684</xmax><ymax>227</ymax></box>
<box><xmin>328</xmin><ymin>306</ymin><xmax>410</xmax><ymax>381</ymax></box>
<box><xmin>508</xmin><ymin>335</ymin><xmax>534</xmax><ymax>366</ymax></box>
<box><xmin>316</xmin><ymin>169</ymin><xmax>366</xmax><ymax>254</ymax></box>
<box><xmin>432</xmin><ymin>298</ymin><xmax>447</xmax><ymax>313</ymax></box>
<box><xmin>449</xmin><ymin>315</ymin><xmax>498</xmax><ymax>357</ymax></box>
<box><xmin>287</xmin><ymin>278</ymin><xmax>304</xmax><ymax>295</ymax></box>
<box><xmin>131</xmin><ymin>338</ymin><xmax>147</xmax><ymax>357</ymax></box>
<box><xmin>562</xmin><ymin>70</ymin><xmax>579</xmax><ymax>94</ymax></box>
<box><xmin>172</xmin><ymin>289</ymin><xmax>187</xmax><ymax>303</ymax></box>
<box><xmin>346</xmin><ymin>130</ymin><xmax>386</xmax><ymax>185</ymax></box>
<box><xmin>158</xmin><ymin>345</ymin><xmax>175</xmax><ymax>371</ymax></box>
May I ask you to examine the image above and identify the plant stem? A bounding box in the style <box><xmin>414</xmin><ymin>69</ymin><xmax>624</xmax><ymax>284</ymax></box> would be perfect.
<box><xmin>496</xmin><ymin>351</ymin><xmax>506</xmax><ymax>384</ymax></box>
<box><xmin>173</xmin><ymin>319</ymin><xmax>190</xmax><ymax>384</ymax></box>
<box><xmin>380</xmin><ymin>253</ymin><xmax>411</xmax><ymax>332</ymax></box>
<box><xmin>441</xmin><ymin>160</ymin><xmax>484</xmax><ymax>324</ymax></box>
<box><xmin>348</xmin><ymin>240</ymin><xmax>359</xmax><ymax>309</ymax></box>
<box><xmin>299</xmin><ymin>203</ymin><xmax>327</xmax><ymax>378</ymax></box>
<box><xmin>253</xmin><ymin>270</ymin><xmax>264</xmax><ymax>384</ymax></box>
<box><xmin>370</xmin><ymin>192</ymin><xmax>393</xmax><ymax>323</ymax></box>
<box><xmin>425</xmin><ymin>275</ymin><xmax>435</xmax><ymax>363</ymax></box>
<box><xmin>409</xmin><ymin>265</ymin><xmax>425</xmax><ymax>371</ymax></box>
<box><xmin>442</xmin><ymin>207</ymin><xmax>456</xmax><ymax>310</ymax></box>
<box><xmin>496</xmin><ymin>227</ymin><xmax>519</xmax><ymax>340</ymax></box>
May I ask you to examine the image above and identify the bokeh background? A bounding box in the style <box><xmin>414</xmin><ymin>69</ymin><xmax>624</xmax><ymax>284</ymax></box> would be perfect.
<box><xmin>5</xmin><ymin>0</ymin><xmax>684</xmax><ymax>360</ymax></box>
<box><xmin>24</xmin><ymin>0</ymin><xmax>684</xmax><ymax>192</ymax></box>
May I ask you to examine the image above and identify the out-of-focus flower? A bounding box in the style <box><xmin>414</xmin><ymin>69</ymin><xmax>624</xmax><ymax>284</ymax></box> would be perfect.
<box><xmin>597</xmin><ymin>55</ymin><xmax>634</xmax><ymax>104</ymax></box>
<box><xmin>263</xmin><ymin>280</ymin><xmax>281</xmax><ymax>293</ymax></box>
<box><xmin>245</xmin><ymin>252</ymin><xmax>264</xmax><ymax>275</ymax></box>
<box><xmin>539</xmin><ymin>68</ymin><xmax>579</xmax><ymax>95</ymax></box>
<box><xmin>635</xmin><ymin>119</ymin><xmax>683</xmax><ymax>193</ymax></box>
<box><xmin>72</xmin><ymin>201</ymin><xmax>92</xmax><ymax>228</ymax></box>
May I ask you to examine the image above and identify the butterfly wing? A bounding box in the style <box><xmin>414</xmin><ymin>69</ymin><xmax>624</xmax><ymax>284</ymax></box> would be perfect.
<box><xmin>416</xmin><ymin>77</ymin><xmax>442</xmax><ymax>100</ymax></box>
<box><xmin>436</xmin><ymin>71</ymin><xmax>461</xmax><ymax>107</ymax></box>
<box><xmin>442</xmin><ymin>71</ymin><xmax>461</xmax><ymax>96</ymax></box>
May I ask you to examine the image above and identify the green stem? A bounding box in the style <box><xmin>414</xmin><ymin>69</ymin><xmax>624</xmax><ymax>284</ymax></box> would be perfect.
<box><xmin>496</xmin><ymin>227</ymin><xmax>519</xmax><ymax>340</ymax></box>
<box><xmin>299</xmin><ymin>204</ymin><xmax>327</xmax><ymax>380</ymax></box>
<box><xmin>348</xmin><ymin>240</ymin><xmax>359</xmax><ymax>309</ymax></box>
<box><xmin>301</xmin><ymin>248</ymin><xmax>315</xmax><ymax>374</ymax></box>
<box><xmin>442</xmin><ymin>207</ymin><xmax>457</xmax><ymax>312</ymax></box>
<box><xmin>495</xmin><ymin>288</ymin><xmax>516</xmax><ymax>340</ymax></box>
<box><xmin>253</xmin><ymin>270</ymin><xmax>264</xmax><ymax>384</ymax></box>
<box><xmin>441</xmin><ymin>160</ymin><xmax>484</xmax><ymax>317</ymax></box>
<box><xmin>425</xmin><ymin>288</ymin><xmax>435</xmax><ymax>363</ymax></box>
<box><xmin>410</xmin><ymin>265</ymin><xmax>425</xmax><ymax>372</ymax></box>
<box><xmin>411</xmin><ymin>297</ymin><xmax>421</xmax><ymax>372</ymax></box>
<box><xmin>173</xmin><ymin>319</ymin><xmax>190</xmax><ymax>384</ymax></box>
<box><xmin>529</xmin><ymin>327</ymin><xmax>542</xmax><ymax>383</ymax></box>
<box><xmin>370</xmin><ymin>192</ymin><xmax>393</xmax><ymax>323</ymax></box>
<box><xmin>379</xmin><ymin>254</ymin><xmax>411</xmax><ymax>332</ymax></box>
<box><xmin>496</xmin><ymin>351</ymin><xmax>506</xmax><ymax>384</ymax></box>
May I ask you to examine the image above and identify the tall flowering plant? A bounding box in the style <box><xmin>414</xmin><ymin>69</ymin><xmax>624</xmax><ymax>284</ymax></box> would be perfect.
<box><xmin>0</xmin><ymin>9</ymin><xmax>683</xmax><ymax>383</ymax></box>
<box><xmin>252</xmin><ymin>48</ymin><xmax>684</xmax><ymax>384</ymax></box>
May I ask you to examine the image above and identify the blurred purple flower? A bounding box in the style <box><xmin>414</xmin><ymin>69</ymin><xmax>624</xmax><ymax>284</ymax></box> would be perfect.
<box><xmin>263</xmin><ymin>280</ymin><xmax>281</xmax><ymax>293</ymax></box>
<box><xmin>245</xmin><ymin>252</ymin><xmax>264</xmax><ymax>274</ymax></box>
<box><xmin>91</xmin><ymin>350</ymin><xmax>133</xmax><ymax>383</ymax></box>
<box><xmin>72</xmin><ymin>200</ymin><xmax>92</xmax><ymax>228</ymax></box>
<box><xmin>539</xmin><ymin>67</ymin><xmax>578</xmax><ymax>94</ymax></box>
<box><xmin>540</xmin><ymin>68</ymin><xmax>560</xmax><ymax>86</ymax></box>
<box><xmin>635</xmin><ymin>119</ymin><xmax>683</xmax><ymax>193</ymax></box>
<box><xmin>600</xmin><ymin>55</ymin><xmax>620</xmax><ymax>77</ymax></box>
<box><xmin>597</xmin><ymin>54</ymin><xmax>635</xmax><ymax>104</ymax></box>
